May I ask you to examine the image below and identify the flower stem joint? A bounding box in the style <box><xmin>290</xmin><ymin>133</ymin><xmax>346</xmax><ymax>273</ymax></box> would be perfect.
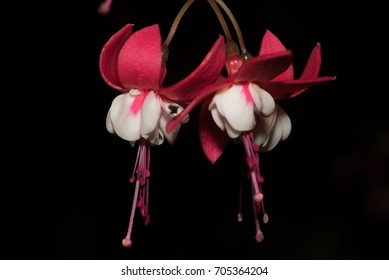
<box><xmin>98</xmin><ymin>0</ymin><xmax>336</xmax><ymax>247</ymax></box>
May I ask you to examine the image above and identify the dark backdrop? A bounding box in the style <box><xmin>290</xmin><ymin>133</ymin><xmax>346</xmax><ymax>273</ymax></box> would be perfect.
<box><xmin>2</xmin><ymin>0</ymin><xmax>388</xmax><ymax>260</ymax></box>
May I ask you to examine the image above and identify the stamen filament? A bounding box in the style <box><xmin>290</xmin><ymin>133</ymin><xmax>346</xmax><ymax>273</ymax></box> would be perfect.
<box><xmin>122</xmin><ymin>178</ymin><xmax>140</xmax><ymax>248</ymax></box>
<box><xmin>130</xmin><ymin>142</ymin><xmax>142</xmax><ymax>183</ymax></box>
<box><xmin>237</xmin><ymin>159</ymin><xmax>244</xmax><ymax>222</ymax></box>
<box><xmin>242</xmin><ymin>132</ymin><xmax>267</xmax><ymax>242</ymax></box>
<box><xmin>123</xmin><ymin>139</ymin><xmax>151</xmax><ymax>247</ymax></box>
<box><xmin>252</xmin><ymin>183</ymin><xmax>264</xmax><ymax>242</ymax></box>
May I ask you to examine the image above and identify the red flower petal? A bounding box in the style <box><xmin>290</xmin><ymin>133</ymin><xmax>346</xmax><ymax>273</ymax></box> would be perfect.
<box><xmin>234</xmin><ymin>51</ymin><xmax>293</xmax><ymax>83</ymax></box>
<box><xmin>199</xmin><ymin>99</ymin><xmax>230</xmax><ymax>164</ymax></box>
<box><xmin>298</xmin><ymin>43</ymin><xmax>322</xmax><ymax>80</ymax></box>
<box><xmin>99</xmin><ymin>24</ymin><xmax>134</xmax><ymax>92</ymax></box>
<box><xmin>117</xmin><ymin>24</ymin><xmax>163</xmax><ymax>90</ymax></box>
<box><xmin>259</xmin><ymin>76</ymin><xmax>336</xmax><ymax>100</ymax></box>
<box><xmin>290</xmin><ymin>43</ymin><xmax>323</xmax><ymax>96</ymax></box>
<box><xmin>259</xmin><ymin>30</ymin><xmax>294</xmax><ymax>81</ymax></box>
<box><xmin>160</xmin><ymin>36</ymin><xmax>226</xmax><ymax>104</ymax></box>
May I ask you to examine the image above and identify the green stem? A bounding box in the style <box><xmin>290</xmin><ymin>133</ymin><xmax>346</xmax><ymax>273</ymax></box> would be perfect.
<box><xmin>207</xmin><ymin>0</ymin><xmax>232</xmax><ymax>42</ymax></box>
<box><xmin>163</xmin><ymin>0</ymin><xmax>197</xmax><ymax>48</ymax></box>
<box><xmin>214</xmin><ymin>0</ymin><xmax>247</xmax><ymax>54</ymax></box>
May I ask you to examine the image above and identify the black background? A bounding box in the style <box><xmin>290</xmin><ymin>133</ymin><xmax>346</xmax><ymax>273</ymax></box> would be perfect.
<box><xmin>2</xmin><ymin>0</ymin><xmax>388</xmax><ymax>260</ymax></box>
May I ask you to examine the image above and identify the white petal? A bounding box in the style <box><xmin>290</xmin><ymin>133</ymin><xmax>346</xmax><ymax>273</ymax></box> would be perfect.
<box><xmin>225</xmin><ymin>121</ymin><xmax>241</xmax><ymax>139</ymax></box>
<box><xmin>209</xmin><ymin>103</ymin><xmax>225</xmax><ymax>131</ymax></box>
<box><xmin>106</xmin><ymin>108</ymin><xmax>114</xmax><ymax>134</ymax></box>
<box><xmin>140</xmin><ymin>91</ymin><xmax>161</xmax><ymax>135</ymax></box>
<box><xmin>253</xmin><ymin>112</ymin><xmax>277</xmax><ymax>147</ymax></box>
<box><xmin>109</xmin><ymin>93</ymin><xmax>141</xmax><ymax>141</ymax></box>
<box><xmin>143</xmin><ymin>127</ymin><xmax>164</xmax><ymax>146</ymax></box>
<box><xmin>258</xmin><ymin>87</ymin><xmax>275</xmax><ymax>117</ymax></box>
<box><xmin>159</xmin><ymin>98</ymin><xmax>188</xmax><ymax>145</ymax></box>
<box><xmin>248</xmin><ymin>83</ymin><xmax>263</xmax><ymax>114</ymax></box>
<box><xmin>261</xmin><ymin>106</ymin><xmax>292</xmax><ymax>151</ymax></box>
<box><xmin>159</xmin><ymin>109</ymin><xmax>180</xmax><ymax>145</ymax></box>
<box><xmin>209</xmin><ymin>92</ymin><xmax>225</xmax><ymax>116</ymax></box>
<box><xmin>277</xmin><ymin>106</ymin><xmax>292</xmax><ymax>141</ymax></box>
<box><xmin>217</xmin><ymin>84</ymin><xmax>256</xmax><ymax>132</ymax></box>
<box><xmin>249</xmin><ymin>83</ymin><xmax>276</xmax><ymax>117</ymax></box>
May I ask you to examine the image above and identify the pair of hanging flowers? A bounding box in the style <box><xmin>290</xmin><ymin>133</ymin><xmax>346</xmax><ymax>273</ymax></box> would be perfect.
<box><xmin>98</xmin><ymin>0</ymin><xmax>335</xmax><ymax>247</ymax></box>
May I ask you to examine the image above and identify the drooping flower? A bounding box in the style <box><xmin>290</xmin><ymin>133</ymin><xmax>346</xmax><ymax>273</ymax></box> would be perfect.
<box><xmin>100</xmin><ymin>23</ymin><xmax>226</xmax><ymax>247</ymax></box>
<box><xmin>167</xmin><ymin>30</ymin><xmax>335</xmax><ymax>242</ymax></box>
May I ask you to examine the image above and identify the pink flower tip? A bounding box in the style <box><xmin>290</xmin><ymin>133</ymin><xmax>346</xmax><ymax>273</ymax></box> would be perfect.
<box><xmin>263</xmin><ymin>213</ymin><xmax>269</xmax><ymax>224</ymax></box>
<box><xmin>253</xmin><ymin>192</ymin><xmax>264</xmax><ymax>202</ymax></box>
<box><xmin>97</xmin><ymin>0</ymin><xmax>112</xmax><ymax>15</ymax></box>
<box><xmin>122</xmin><ymin>238</ymin><xmax>133</xmax><ymax>248</ymax></box>
<box><xmin>140</xmin><ymin>207</ymin><xmax>148</xmax><ymax>217</ymax></box>
<box><xmin>255</xmin><ymin>232</ymin><xmax>264</xmax><ymax>243</ymax></box>
<box><xmin>237</xmin><ymin>213</ymin><xmax>243</xmax><ymax>222</ymax></box>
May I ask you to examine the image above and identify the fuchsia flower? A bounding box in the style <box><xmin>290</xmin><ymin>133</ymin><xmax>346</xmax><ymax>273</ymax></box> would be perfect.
<box><xmin>100</xmin><ymin>23</ymin><xmax>226</xmax><ymax>247</ymax></box>
<box><xmin>167</xmin><ymin>30</ymin><xmax>335</xmax><ymax>242</ymax></box>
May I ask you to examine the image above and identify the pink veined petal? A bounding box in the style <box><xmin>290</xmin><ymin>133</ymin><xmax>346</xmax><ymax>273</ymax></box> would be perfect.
<box><xmin>140</xmin><ymin>91</ymin><xmax>161</xmax><ymax>136</ymax></box>
<box><xmin>99</xmin><ymin>24</ymin><xmax>134</xmax><ymax>92</ymax></box>
<box><xmin>118</xmin><ymin>24</ymin><xmax>162</xmax><ymax>90</ymax></box>
<box><xmin>259</xmin><ymin>29</ymin><xmax>294</xmax><ymax>81</ymax></box>
<box><xmin>261</xmin><ymin>106</ymin><xmax>291</xmax><ymax>152</ymax></box>
<box><xmin>166</xmin><ymin>79</ymin><xmax>232</xmax><ymax>133</ymax></box>
<box><xmin>160</xmin><ymin>36</ymin><xmax>227</xmax><ymax>104</ymax></box>
<box><xmin>235</xmin><ymin>51</ymin><xmax>293</xmax><ymax>83</ymax></box>
<box><xmin>249</xmin><ymin>83</ymin><xmax>275</xmax><ymax>116</ymax></box>
<box><xmin>109</xmin><ymin>93</ymin><xmax>142</xmax><ymax>141</ymax></box>
<box><xmin>259</xmin><ymin>76</ymin><xmax>336</xmax><ymax>100</ymax></box>
<box><xmin>217</xmin><ymin>84</ymin><xmax>256</xmax><ymax>132</ymax></box>
<box><xmin>199</xmin><ymin>99</ymin><xmax>230</xmax><ymax>164</ymax></box>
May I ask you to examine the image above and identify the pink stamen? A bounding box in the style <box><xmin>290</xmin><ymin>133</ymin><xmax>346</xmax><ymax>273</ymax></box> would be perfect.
<box><xmin>237</xmin><ymin>184</ymin><xmax>243</xmax><ymax>222</ymax></box>
<box><xmin>122</xmin><ymin>179</ymin><xmax>140</xmax><ymax>248</ymax></box>
<box><xmin>241</xmin><ymin>132</ymin><xmax>268</xmax><ymax>242</ymax></box>
<box><xmin>123</xmin><ymin>139</ymin><xmax>151</xmax><ymax>248</ymax></box>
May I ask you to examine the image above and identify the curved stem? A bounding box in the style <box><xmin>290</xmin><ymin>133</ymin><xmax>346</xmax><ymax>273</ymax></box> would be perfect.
<box><xmin>163</xmin><ymin>0</ymin><xmax>197</xmax><ymax>48</ymax></box>
<box><xmin>207</xmin><ymin>0</ymin><xmax>232</xmax><ymax>42</ymax></box>
<box><xmin>214</xmin><ymin>0</ymin><xmax>247</xmax><ymax>53</ymax></box>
